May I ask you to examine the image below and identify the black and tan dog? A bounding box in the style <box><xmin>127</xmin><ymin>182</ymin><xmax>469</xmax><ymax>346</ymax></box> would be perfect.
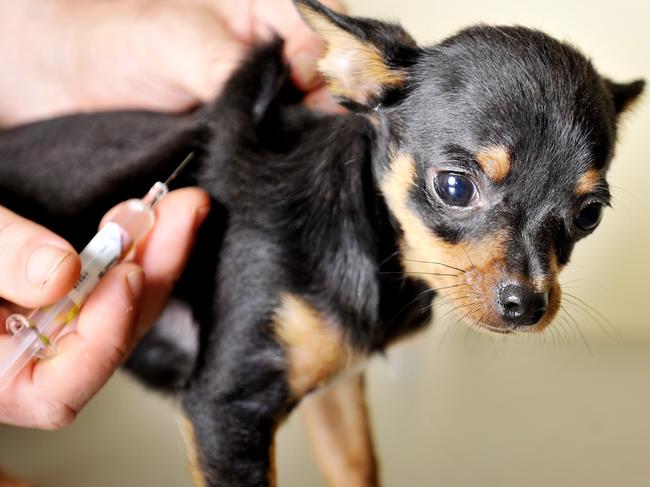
<box><xmin>0</xmin><ymin>0</ymin><xmax>643</xmax><ymax>485</ymax></box>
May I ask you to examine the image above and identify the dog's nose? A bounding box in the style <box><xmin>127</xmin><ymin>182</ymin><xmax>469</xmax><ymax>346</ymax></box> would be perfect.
<box><xmin>498</xmin><ymin>284</ymin><xmax>548</xmax><ymax>327</ymax></box>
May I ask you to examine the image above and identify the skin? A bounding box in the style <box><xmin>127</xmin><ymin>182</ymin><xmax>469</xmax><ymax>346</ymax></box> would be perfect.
<box><xmin>0</xmin><ymin>0</ymin><xmax>344</xmax><ymax>429</ymax></box>
<box><xmin>0</xmin><ymin>0</ymin><xmax>345</xmax><ymax>128</ymax></box>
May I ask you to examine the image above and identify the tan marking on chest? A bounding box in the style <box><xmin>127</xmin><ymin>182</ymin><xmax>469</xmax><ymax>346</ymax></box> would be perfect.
<box><xmin>576</xmin><ymin>168</ymin><xmax>602</xmax><ymax>195</ymax></box>
<box><xmin>274</xmin><ymin>294</ymin><xmax>356</xmax><ymax>398</ymax></box>
<box><xmin>269</xmin><ymin>439</ymin><xmax>277</xmax><ymax>487</ymax></box>
<box><xmin>180</xmin><ymin>416</ymin><xmax>208</xmax><ymax>487</ymax></box>
<box><xmin>476</xmin><ymin>145</ymin><xmax>511</xmax><ymax>183</ymax></box>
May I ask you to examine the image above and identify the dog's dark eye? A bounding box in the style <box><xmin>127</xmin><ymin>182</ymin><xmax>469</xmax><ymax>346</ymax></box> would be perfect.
<box><xmin>575</xmin><ymin>202</ymin><xmax>604</xmax><ymax>231</ymax></box>
<box><xmin>434</xmin><ymin>172</ymin><xmax>476</xmax><ymax>207</ymax></box>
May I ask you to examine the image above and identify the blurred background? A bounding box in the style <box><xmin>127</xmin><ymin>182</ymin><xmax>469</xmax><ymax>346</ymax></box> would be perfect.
<box><xmin>1</xmin><ymin>0</ymin><xmax>648</xmax><ymax>485</ymax></box>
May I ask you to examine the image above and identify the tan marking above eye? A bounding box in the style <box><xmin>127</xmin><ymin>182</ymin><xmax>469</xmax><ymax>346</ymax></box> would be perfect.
<box><xmin>575</xmin><ymin>169</ymin><xmax>603</xmax><ymax>195</ymax></box>
<box><xmin>475</xmin><ymin>145</ymin><xmax>511</xmax><ymax>183</ymax></box>
<box><xmin>274</xmin><ymin>294</ymin><xmax>358</xmax><ymax>398</ymax></box>
<box><xmin>379</xmin><ymin>151</ymin><xmax>561</xmax><ymax>333</ymax></box>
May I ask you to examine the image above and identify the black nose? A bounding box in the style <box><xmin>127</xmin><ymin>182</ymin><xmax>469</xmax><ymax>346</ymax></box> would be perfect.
<box><xmin>498</xmin><ymin>284</ymin><xmax>548</xmax><ymax>327</ymax></box>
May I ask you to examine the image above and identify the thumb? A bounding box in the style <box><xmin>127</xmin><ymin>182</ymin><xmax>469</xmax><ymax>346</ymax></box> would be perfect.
<box><xmin>0</xmin><ymin>206</ymin><xmax>80</xmax><ymax>308</ymax></box>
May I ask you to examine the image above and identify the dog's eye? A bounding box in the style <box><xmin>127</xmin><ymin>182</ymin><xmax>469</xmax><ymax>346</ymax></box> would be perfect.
<box><xmin>434</xmin><ymin>172</ymin><xmax>476</xmax><ymax>207</ymax></box>
<box><xmin>575</xmin><ymin>202</ymin><xmax>604</xmax><ymax>231</ymax></box>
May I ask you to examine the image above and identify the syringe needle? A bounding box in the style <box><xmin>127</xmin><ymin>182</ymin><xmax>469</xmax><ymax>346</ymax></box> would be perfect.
<box><xmin>164</xmin><ymin>152</ymin><xmax>195</xmax><ymax>187</ymax></box>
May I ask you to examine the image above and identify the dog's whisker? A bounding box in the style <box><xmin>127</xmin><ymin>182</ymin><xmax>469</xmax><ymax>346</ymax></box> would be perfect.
<box><xmin>560</xmin><ymin>305</ymin><xmax>593</xmax><ymax>355</ymax></box>
<box><xmin>464</xmin><ymin>314</ymin><xmax>482</xmax><ymax>351</ymax></box>
<box><xmin>563</xmin><ymin>292</ymin><xmax>621</xmax><ymax>338</ymax></box>
<box><xmin>556</xmin><ymin>319</ymin><xmax>571</xmax><ymax>347</ymax></box>
<box><xmin>437</xmin><ymin>300</ymin><xmax>477</xmax><ymax>320</ymax></box>
<box><xmin>555</xmin><ymin>312</ymin><xmax>578</xmax><ymax>346</ymax></box>
<box><xmin>377</xmin><ymin>249</ymin><xmax>403</xmax><ymax>269</ymax></box>
<box><xmin>378</xmin><ymin>271</ymin><xmax>460</xmax><ymax>278</ymax></box>
<box><xmin>388</xmin><ymin>283</ymin><xmax>467</xmax><ymax>324</ymax></box>
<box><xmin>560</xmin><ymin>278</ymin><xmax>589</xmax><ymax>288</ymax></box>
<box><xmin>421</xmin><ymin>297</ymin><xmax>463</xmax><ymax>317</ymax></box>
<box><xmin>426</xmin><ymin>291</ymin><xmax>468</xmax><ymax>311</ymax></box>
<box><xmin>544</xmin><ymin>323</ymin><xmax>558</xmax><ymax>350</ymax></box>
<box><xmin>400</xmin><ymin>258</ymin><xmax>467</xmax><ymax>274</ymax></box>
<box><xmin>436</xmin><ymin>304</ymin><xmax>481</xmax><ymax>351</ymax></box>
<box><xmin>461</xmin><ymin>245</ymin><xmax>480</xmax><ymax>279</ymax></box>
<box><xmin>562</xmin><ymin>298</ymin><xmax>613</xmax><ymax>339</ymax></box>
<box><xmin>387</xmin><ymin>247</ymin><xmax>467</xmax><ymax>275</ymax></box>
<box><xmin>551</xmin><ymin>315</ymin><xmax>566</xmax><ymax>347</ymax></box>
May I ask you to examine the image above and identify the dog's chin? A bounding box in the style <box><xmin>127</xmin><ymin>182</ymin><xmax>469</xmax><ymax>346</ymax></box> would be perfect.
<box><xmin>470</xmin><ymin>311</ymin><xmax>557</xmax><ymax>335</ymax></box>
<box><xmin>480</xmin><ymin>324</ymin><xmax>513</xmax><ymax>335</ymax></box>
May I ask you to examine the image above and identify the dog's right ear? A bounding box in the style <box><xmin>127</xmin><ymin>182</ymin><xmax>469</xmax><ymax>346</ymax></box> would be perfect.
<box><xmin>604</xmin><ymin>78</ymin><xmax>645</xmax><ymax>116</ymax></box>
<box><xmin>295</xmin><ymin>0</ymin><xmax>420</xmax><ymax>109</ymax></box>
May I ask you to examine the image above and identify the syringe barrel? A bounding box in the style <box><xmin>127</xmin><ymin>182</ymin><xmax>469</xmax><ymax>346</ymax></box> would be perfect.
<box><xmin>0</xmin><ymin>196</ymin><xmax>157</xmax><ymax>391</ymax></box>
<box><xmin>0</xmin><ymin>294</ymin><xmax>74</xmax><ymax>389</ymax></box>
<box><xmin>104</xmin><ymin>198</ymin><xmax>156</xmax><ymax>255</ymax></box>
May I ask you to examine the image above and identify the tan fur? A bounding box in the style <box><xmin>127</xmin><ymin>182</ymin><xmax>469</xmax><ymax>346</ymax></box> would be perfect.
<box><xmin>476</xmin><ymin>145</ymin><xmax>511</xmax><ymax>183</ymax></box>
<box><xmin>380</xmin><ymin>151</ymin><xmax>560</xmax><ymax>332</ymax></box>
<box><xmin>274</xmin><ymin>294</ymin><xmax>357</xmax><ymax>398</ymax></box>
<box><xmin>0</xmin><ymin>470</ymin><xmax>31</xmax><ymax>487</ymax></box>
<box><xmin>530</xmin><ymin>274</ymin><xmax>549</xmax><ymax>293</ymax></box>
<box><xmin>301</xmin><ymin>373</ymin><xmax>379</xmax><ymax>487</ymax></box>
<box><xmin>299</xmin><ymin>6</ymin><xmax>406</xmax><ymax>104</ymax></box>
<box><xmin>269</xmin><ymin>439</ymin><xmax>277</xmax><ymax>487</ymax></box>
<box><xmin>575</xmin><ymin>168</ymin><xmax>602</xmax><ymax>195</ymax></box>
<box><xmin>533</xmin><ymin>252</ymin><xmax>562</xmax><ymax>330</ymax></box>
<box><xmin>181</xmin><ymin>416</ymin><xmax>208</xmax><ymax>487</ymax></box>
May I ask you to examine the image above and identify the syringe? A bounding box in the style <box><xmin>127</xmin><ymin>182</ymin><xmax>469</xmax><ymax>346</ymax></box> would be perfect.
<box><xmin>0</xmin><ymin>153</ymin><xmax>195</xmax><ymax>392</ymax></box>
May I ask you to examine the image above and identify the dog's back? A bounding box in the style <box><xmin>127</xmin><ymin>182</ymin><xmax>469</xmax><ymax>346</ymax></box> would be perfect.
<box><xmin>0</xmin><ymin>40</ymin><xmax>412</xmax><ymax>393</ymax></box>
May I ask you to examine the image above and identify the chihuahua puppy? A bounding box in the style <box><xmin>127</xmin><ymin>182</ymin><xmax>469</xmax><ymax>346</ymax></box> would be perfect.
<box><xmin>0</xmin><ymin>0</ymin><xmax>643</xmax><ymax>485</ymax></box>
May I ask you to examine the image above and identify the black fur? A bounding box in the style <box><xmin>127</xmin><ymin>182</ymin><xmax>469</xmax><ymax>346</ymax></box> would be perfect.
<box><xmin>0</xmin><ymin>2</ymin><xmax>643</xmax><ymax>484</ymax></box>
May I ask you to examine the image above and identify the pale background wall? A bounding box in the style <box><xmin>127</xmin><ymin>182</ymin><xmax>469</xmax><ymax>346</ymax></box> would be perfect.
<box><xmin>1</xmin><ymin>0</ymin><xmax>649</xmax><ymax>485</ymax></box>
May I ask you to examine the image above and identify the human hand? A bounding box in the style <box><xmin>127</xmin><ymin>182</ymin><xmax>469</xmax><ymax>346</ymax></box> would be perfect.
<box><xmin>0</xmin><ymin>0</ymin><xmax>346</xmax><ymax>127</ymax></box>
<box><xmin>0</xmin><ymin>188</ymin><xmax>209</xmax><ymax>428</ymax></box>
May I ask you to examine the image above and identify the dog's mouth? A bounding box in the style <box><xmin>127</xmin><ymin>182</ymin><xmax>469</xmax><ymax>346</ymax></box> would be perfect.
<box><xmin>395</xmin><ymin>246</ymin><xmax>562</xmax><ymax>335</ymax></box>
<box><xmin>441</xmin><ymin>274</ymin><xmax>562</xmax><ymax>335</ymax></box>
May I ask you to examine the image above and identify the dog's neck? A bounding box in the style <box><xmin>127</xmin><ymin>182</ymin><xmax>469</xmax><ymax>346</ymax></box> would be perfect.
<box><xmin>317</xmin><ymin>111</ymin><xmax>432</xmax><ymax>351</ymax></box>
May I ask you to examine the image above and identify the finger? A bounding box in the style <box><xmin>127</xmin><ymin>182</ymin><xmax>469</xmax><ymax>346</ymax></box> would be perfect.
<box><xmin>303</xmin><ymin>86</ymin><xmax>348</xmax><ymax>114</ymax></box>
<box><xmin>0</xmin><ymin>189</ymin><xmax>209</xmax><ymax>428</ymax></box>
<box><xmin>0</xmin><ymin>206</ymin><xmax>80</xmax><ymax>308</ymax></box>
<box><xmin>99</xmin><ymin>188</ymin><xmax>210</xmax><ymax>340</ymax></box>
<box><xmin>1</xmin><ymin>262</ymin><xmax>143</xmax><ymax>429</ymax></box>
<box><xmin>137</xmin><ymin>1</ymin><xmax>249</xmax><ymax>105</ymax></box>
<box><xmin>0</xmin><ymin>304</ymin><xmax>11</xmax><ymax>335</ymax></box>
<box><xmin>253</xmin><ymin>0</ymin><xmax>348</xmax><ymax>91</ymax></box>
<box><xmin>133</xmin><ymin>187</ymin><xmax>210</xmax><ymax>341</ymax></box>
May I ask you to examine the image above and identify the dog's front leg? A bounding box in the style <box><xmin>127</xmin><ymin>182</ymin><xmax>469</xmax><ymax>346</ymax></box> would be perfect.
<box><xmin>180</xmin><ymin>325</ymin><xmax>290</xmax><ymax>487</ymax></box>
<box><xmin>300</xmin><ymin>372</ymin><xmax>379</xmax><ymax>487</ymax></box>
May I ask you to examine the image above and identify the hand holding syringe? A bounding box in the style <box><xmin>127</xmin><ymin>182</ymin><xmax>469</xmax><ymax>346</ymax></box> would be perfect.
<box><xmin>0</xmin><ymin>153</ymin><xmax>196</xmax><ymax>393</ymax></box>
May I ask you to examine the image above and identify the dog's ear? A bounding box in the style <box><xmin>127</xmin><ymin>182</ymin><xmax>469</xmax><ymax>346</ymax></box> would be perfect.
<box><xmin>604</xmin><ymin>78</ymin><xmax>645</xmax><ymax>116</ymax></box>
<box><xmin>295</xmin><ymin>0</ymin><xmax>420</xmax><ymax>109</ymax></box>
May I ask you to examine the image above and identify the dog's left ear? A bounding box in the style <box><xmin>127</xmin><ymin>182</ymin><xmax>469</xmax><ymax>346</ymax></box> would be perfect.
<box><xmin>604</xmin><ymin>78</ymin><xmax>645</xmax><ymax>116</ymax></box>
<box><xmin>295</xmin><ymin>0</ymin><xmax>420</xmax><ymax>109</ymax></box>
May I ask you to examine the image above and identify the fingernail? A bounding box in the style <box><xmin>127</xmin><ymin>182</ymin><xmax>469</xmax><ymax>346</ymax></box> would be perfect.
<box><xmin>26</xmin><ymin>244</ymin><xmax>74</xmax><ymax>289</ymax></box>
<box><xmin>125</xmin><ymin>268</ymin><xmax>144</xmax><ymax>301</ymax></box>
<box><xmin>194</xmin><ymin>204</ymin><xmax>211</xmax><ymax>230</ymax></box>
